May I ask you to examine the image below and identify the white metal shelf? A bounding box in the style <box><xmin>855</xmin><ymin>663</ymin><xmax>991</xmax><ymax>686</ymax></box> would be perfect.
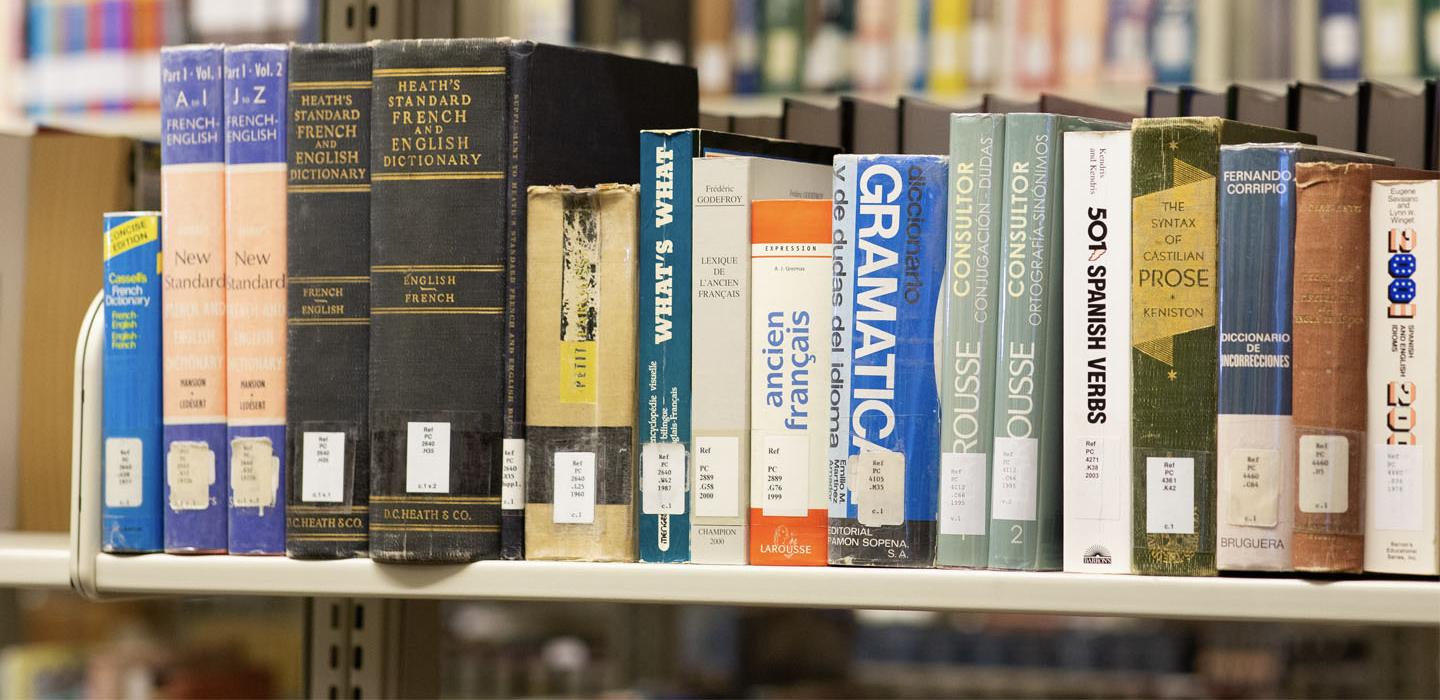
<box><xmin>89</xmin><ymin>553</ymin><xmax>1440</xmax><ymax>626</ymax></box>
<box><xmin>0</xmin><ymin>532</ymin><xmax>71</xmax><ymax>588</ymax></box>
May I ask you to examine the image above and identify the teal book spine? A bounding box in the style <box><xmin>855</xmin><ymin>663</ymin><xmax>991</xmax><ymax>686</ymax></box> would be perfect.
<box><xmin>936</xmin><ymin>113</ymin><xmax>1005</xmax><ymax>568</ymax></box>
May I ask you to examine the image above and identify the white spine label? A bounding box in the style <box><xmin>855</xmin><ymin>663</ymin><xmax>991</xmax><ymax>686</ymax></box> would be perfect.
<box><xmin>695</xmin><ymin>436</ymin><xmax>740</xmax><ymax>518</ymax></box>
<box><xmin>1071</xmin><ymin>437</ymin><xmax>1105</xmax><ymax>520</ymax></box>
<box><xmin>1146</xmin><ymin>456</ymin><xmax>1195</xmax><ymax>534</ymax></box>
<box><xmin>761</xmin><ymin>435</ymin><xmax>808</xmax><ymax>517</ymax></box>
<box><xmin>230</xmin><ymin>437</ymin><xmax>280</xmax><ymax>509</ymax></box>
<box><xmin>501</xmin><ymin>438</ymin><xmax>525</xmax><ymax>510</ymax></box>
<box><xmin>1224</xmin><ymin>448</ymin><xmax>1280</xmax><ymax>527</ymax></box>
<box><xmin>301</xmin><ymin>432</ymin><xmax>346</xmax><ymax>503</ymax></box>
<box><xmin>104</xmin><ymin>437</ymin><xmax>144</xmax><ymax>508</ymax></box>
<box><xmin>552</xmin><ymin>451</ymin><xmax>596</xmax><ymax>524</ymax></box>
<box><xmin>1371</xmin><ymin>444</ymin><xmax>1423</xmax><ymax>531</ymax></box>
<box><xmin>1298</xmin><ymin>435</ymin><xmax>1348</xmax><ymax>514</ymax></box>
<box><xmin>852</xmin><ymin>451</ymin><xmax>905</xmax><ymax>527</ymax></box>
<box><xmin>991</xmin><ymin>437</ymin><xmax>1039</xmax><ymax>521</ymax></box>
<box><xmin>939</xmin><ymin>452</ymin><xmax>987</xmax><ymax>535</ymax></box>
<box><xmin>405</xmin><ymin>422</ymin><xmax>451</xmax><ymax>494</ymax></box>
<box><xmin>166</xmin><ymin>441</ymin><xmax>215</xmax><ymax>511</ymax></box>
<box><xmin>641</xmin><ymin>442</ymin><xmax>686</xmax><ymax>515</ymax></box>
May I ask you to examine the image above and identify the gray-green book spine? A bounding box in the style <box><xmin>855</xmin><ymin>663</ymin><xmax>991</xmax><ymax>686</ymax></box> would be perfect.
<box><xmin>936</xmin><ymin>114</ymin><xmax>1005</xmax><ymax>568</ymax></box>
<box><xmin>987</xmin><ymin>114</ymin><xmax>1124</xmax><ymax>571</ymax></box>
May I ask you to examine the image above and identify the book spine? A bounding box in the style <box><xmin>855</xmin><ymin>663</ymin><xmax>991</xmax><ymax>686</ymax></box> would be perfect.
<box><xmin>749</xmin><ymin>199</ymin><xmax>832</xmax><ymax>566</ymax></box>
<box><xmin>732</xmin><ymin>0</ymin><xmax>762</xmax><ymax>94</ymax></box>
<box><xmin>500</xmin><ymin>40</ymin><xmax>531</xmax><ymax>562</ymax></box>
<box><xmin>161</xmin><ymin>45</ymin><xmax>228</xmax><ymax>554</ymax></box>
<box><xmin>283</xmin><ymin>44</ymin><xmax>371</xmax><ymax>559</ymax></box>
<box><xmin>1061</xmin><ymin>129</ymin><xmax>1133</xmax><ymax>573</ymax></box>
<box><xmin>927</xmin><ymin>0</ymin><xmax>969</xmax><ymax>93</ymax></box>
<box><xmin>524</xmin><ymin>185</ymin><xmax>638</xmax><ymax>562</ymax></box>
<box><xmin>1130</xmin><ymin>119</ymin><xmax>1220</xmax><ymax>576</ymax></box>
<box><xmin>937</xmin><ymin>113</ymin><xmax>1004</xmax><ymax>568</ymax></box>
<box><xmin>689</xmin><ymin>157</ymin><xmax>751</xmax><ymax>564</ymax></box>
<box><xmin>760</xmin><ymin>0</ymin><xmax>804</xmax><ymax>92</ymax></box>
<box><xmin>1291</xmin><ymin>162</ymin><xmax>1369</xmax><ymax>573</ymax></box>
<box><xmin>224</xmin><ymin>44</ymin><xmax>289</xmax><ymax>555</ymax></box>
<box><xmin>637</xmin><ymin>130</ymin><xmax>694</xmax><ymax>562</ymax></box>
<box><xmin>1366</xmin><ymin>179</ymin><xmax>1440</xmax><ymax>575</ymax></box>
<box><xmin>830</xmin><ymin>155</ymin><xmax>947</xmax><ymax>567</ymax></box>
<box><xmin>102</xmin><ymin>211</ymin><xmax>163</xmax><ymax>553</ymax></box>
<box><xmin>368</xmin><ymin>38</ymin><xmax>511</xmax><ymax>563</ymax></box>
<box><xmin>1148</xmin><ymin>0</ymin><xmax>1196</xmax><ymax>83</ymax></box>
<box><xmin>828</xmin><ymin>156</ymin><xmax>857</xmax><ymax>539</ymax></box>
<box><xmin>1318</xmin><ymin>0</ymin><xmax>1363</xmax><ymax>80</ymax></box>
<box><xmin>1215</xmin><ymin>146</ymin><xmax>1297</xmax><ymax>571</ymax></box>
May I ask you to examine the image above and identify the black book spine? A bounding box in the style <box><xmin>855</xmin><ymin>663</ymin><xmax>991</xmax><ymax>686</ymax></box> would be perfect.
<box><xmin>285</xmin><ymin>43</ymin><xmax>373</xmax><ymax>559</ymax></box>
<box><xmin>500</xmin><ymin>42</ymin><xmax>530</xmax><ymax>560</ymax></box>
<box><xmin>368</xmin><ymin>38</ymin><xmax>510</xmax><ymax>562</ymax></box>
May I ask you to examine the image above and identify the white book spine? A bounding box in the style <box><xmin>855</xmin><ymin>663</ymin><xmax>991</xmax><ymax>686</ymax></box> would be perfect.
<box><xmin>1061</xmin><ymin>130</ymin><xmax>1132</xmax><ymax>574</ymax></box>
<box><xmin>1366</xmin><ymin>179</ymin><xmax>1440</xmax><ymax>575</ymax></box>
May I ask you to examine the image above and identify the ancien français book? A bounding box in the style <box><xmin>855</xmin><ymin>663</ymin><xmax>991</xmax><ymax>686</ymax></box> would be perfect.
<box><xmin>749</xmin><ymin>199</ymin><xmax>832</xmax><ymax>566</ymax></box>
<box><xmin>284</xmin><ymin>43</ymin><xmax>371</xmax><ymax>560</ymax></box>
<box><xmin>829</xmin><ymin>154</ymin><xmax>947</xmax><ymax>568</ymax></box>
<box><xmin>989</xmin><ymin>114</ymin><xmax>1124</xmax><ymax>572</ymax></box>
<box><xmin>637</xmin><ymin>130</ymin><xmax>835</xmax><ymax>563</ymax></box>
<box><xmin>370</xmin><ymin>39</ymin><xmax>696</xmax><ymax>563</ymax></box>
<box><xmin>224</xmin><ymin>44</ymin><xmax>289</xmax><ymax>556</ymax></box>
<box><xmin>1367</xmin><ymin>178</ymin><xmax>1440</xmax><ymax>575</ymax></box>
<box><xmin>1215</xmin><ymin>144</ymin><xmax>1388</xmax><ymax>572</ymax></box>
<box><xmin>524</xmin><ymin>184</ymin><xmax>638</xmax><ymax>562</ymax></box>
<box><xmin>936</xmin><ymin>113</ymin><xmax>1004</xmax><ymax>569</ymax></box>
<box><xmin>161</xmin><ymin>45</ymin><xmax>229</xmax><ymax>554</ymax></box>
<box><xmin>1062</xmin><ymin>130</ymin><xmax>1132</xmax><ymax>574</ymax></box>
<box><xmin>691</xmin><ymin>156</ymin><xmax>830</xmax><ymax>565</ymax></box>
<box><xmin>1292</xmin><ymin>163</ymin><xmax>1430</xmax><ymax>572</ymax></box>
<box><xmin>102</xmin><ymin>211</ymin><xmax>163</xmax><ymax>553</ymax></box>
<box><xmin>1130</xmin><ymin>117</ymin><xmax>1313</xmax><ymax>576</ymax></box>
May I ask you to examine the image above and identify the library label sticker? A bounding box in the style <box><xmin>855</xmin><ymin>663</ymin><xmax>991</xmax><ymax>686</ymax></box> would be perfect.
<box><xmin>641</xmin><ymin>442</ymin><xmax>686</xmax><ymax>515</ymax></box>
<box><xmin>1371</xmin><ymin>443</ymin><xmax>1423</xmax><ymax>532</ymax></box>
<box><xmin>166</xmin><ymin>441</ymin><xmax>215</xmax><ymax>511</ymax></box>
<box><xmin>1298</xmin><ymin>435</ymin><xmax>1348</xmax><ymax>514</ymax></box>
<box><xmin>991</xmin><ymin>437</ymin><xmax>1039</xmax><ymax>521</ymax></box>
<box><xmin>939</xmin><ymin>452</ymin><xmax>987</xmax><ymax>536</ymax></box>
<box><xmin>1146</xmin><ymin>456</ymin><xmax>1195</xmax><ymax>534</ymax></box>
<box><xmin>761</xmin><ymin>434</ymin><xmax>809</xmax><ymax>517</ymax></box>
<box><xmin>1071</xmin><ymin>437</ymin><xmax>1106</xmax><ymax>520</ymax></box>
<box><xmin>694</xmin><ymin>436</ymin><xmax>740</xmax><ymax>518</ymax></box>
<box><xmin>301</xmin><ymin>431</ymin><xmax>346</xmax><ymax>503</ymax></box>
<box><xmin>405</xmin><ymin>422</ymin><xmax>451</xmax><ymax>494</ymax></box>
<box><xmin>853</xmin><ymin>450</ymin><xmax>904</xmax><ymax>527</ymax></box>
<box><xmin>230</xmin><ymin>437</ymin><xmax>279</xmax><ymax>509</ymax></box>
<box><xmin>1224</xmin><ymin>448</ymin><xmax>1279</xmax><ymax>527</ymax></box>
<box><xmin>501</xmin><ymin>438</ymin><xmax>525</xmax><ymax>510</ymax></box>
<box><xmin>552</xmin><ymin>451</ymin><xmax>596</xmax><ymax>524</ymax></box>
<box><xmin>104</xmin><ymin>437</ymin><xmax>144</xmax><ymax>508</ymax></box>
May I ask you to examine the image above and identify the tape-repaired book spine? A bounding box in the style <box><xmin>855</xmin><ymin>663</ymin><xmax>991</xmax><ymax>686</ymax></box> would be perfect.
<box><xmin>1366</xmin><ymin>179</ymin><xmax>1440</xmax><ymax>575</ymax></box>
<box><xmin>224</xmin><ymin>44</ymin><xmax>289</xmax><ymax>555</ymax></box>
<box><xmin>1061</xmin><ymin>129</ymin><xmax>1133</xmax><ymax>574</ymax></box>
<box><xmin>829</xmin><ymin>154</ymin><xmax>947</xmax><ymax>568</ymax></box>
<box><xmin>524</xmin><ymin>185</ymin><xmax>638</xmax><ymax>562</ymax></box>
<box><xmin>102</xmin><ymin>211</ymin><xmax>163</xmax><ymax>552</ymax></box>
<box><xmin>937</xmin><ymin>113</ymin><xmax>1004</xmax><ymax>568</ymax></box>
<box><xmin>161</xmin><ymin>45</ymin><xmax>228</xmax><ymax>553</ymax></box>
<box><xmin>284</xmin><ymin>43</ymin><xmax>371</xmax><ymax>559</ymax></box>
<box><xmin>749</xmin><ymin>199</ymin><xmax>832</xmax><ymax>566</ymax></box>
<box><xmin>828</xmin><ymin>155</ymin><xmax>856</xmax><ymax>549</ymax></box>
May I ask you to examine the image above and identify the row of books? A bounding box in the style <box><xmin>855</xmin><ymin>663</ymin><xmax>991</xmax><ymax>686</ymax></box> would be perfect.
<box><xmin>101</xmin><ymin>37</ymin><xmax>1439</xmax><ymax>577</ymax></box>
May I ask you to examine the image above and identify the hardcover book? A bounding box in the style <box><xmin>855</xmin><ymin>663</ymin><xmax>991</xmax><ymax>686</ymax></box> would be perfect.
<box><xmin>524</xmin><ymin>185</ymin><xmax>638</xmax><ymax>561</ymax></box>
<box><xmin>1130</xmin><ymin>117</ymin><xmax>1313</xmax><ymax>576</ymax></box>
<box><xmin>749</xmin><ymin>199</ymin><xmax>832</xmax><ymax>566</ymax></box>
<box><xmin>161</xmin><ymin>45</ymin><xmax>229</xmax><ymax>553</ymax></box>
<box><xmin>102</xmin><ymin>211</ymin><xmax>163</xmax><ymax>553</ymax></box>
<box><xmin>1062</xmin><ymin>129</ymin><xmax>1133</xmax><ymax>574</ymax></box>
<box><xmin>1215</xmin><ymin>144</ymin><xmax>1388</xmax><ymax>572</ymax></box>
<box><xmin>900</xmin><ymin>96</ymin><xmax>969</xmax><ymax>156</ymax></box>
<box><xmin>691</xmin><ymin>156</ymin><xmax>830</xmax><ymax>564</ymax></box>
<box><xmin>842</xmin><ymin>96</ymin><xmax>900</xmax><ymax>154</ymax></box>
<box><xmin>637</xmin><ymin>130</ymin><xmax>836</xmax><ymax>563</ymax></box>
<box><xmin>1287</xmin><ymin>82</ymin><xmax>1359</xmax><ymax>151</ymax></box>
<box><xmin>1318</xmin><ymin>0</ymin><xmax>1362</xmax><ymax>80</ymax></box>
<box><xmin>781</xmin><ymin>97</ymin><xmax>842</xmax><ymax>150</ymax></box>
<box><xmin>1367</xmin><ymin>178</ymin><xmax>1440</xmax><ymax>575</ymax></box>
<box><xmin>370</xmin><ymin>39</ymin><xmax>696</xmax><ymax>563</ymax></box>
<box><xmin>829</xmin><ymin>154</ymin><xmax>947</xmax><ymax>568</ymax></box>
<box><xmin>1358</xmin><ymin>81</ymin><xmax>1429</xmax><ymax>169</ymax></box>
<box><xmin>988</xmin><ymin>114</ymin><xmax>1124</xmax><ymax>572</ymax></box>
<box><xmin>936</xmin><ymin>113</ymin><xmax>1004</xmax><ymax>569</ymax></box>
<box><xmin>284</xmin><ymin>43</ymin><xmax>371</xmax><ymax>559</ymax></box>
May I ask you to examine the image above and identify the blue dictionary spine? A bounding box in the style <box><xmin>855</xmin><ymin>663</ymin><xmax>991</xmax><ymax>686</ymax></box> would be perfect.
<box><xmin>637</xmin><ymin>130</ymin><xmax>696</xmax><ymax>561</ymax></box>
<box><xmin>161</xmin><ymin>45</ymin><xmax>228</xmax><ymax>553</ymax></box>
<box><xmin>830</xmin><ymin>154</ymin><xmax>947</xmax><ymax>567</ymax></box>
<box><xmin>102</xmin><ymin>212</ymin><xmax>164</xmax><ymax>552</ymax></box>
<box><xmin>1319</xmin><ymin>0</ymin><xmax>1362</xmax><ymax>80</ymax></box>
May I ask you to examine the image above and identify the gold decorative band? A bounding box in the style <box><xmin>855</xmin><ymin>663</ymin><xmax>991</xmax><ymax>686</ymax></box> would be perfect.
<box><xmin>290</xmin><ymin>80</ymin><xmax>372</xmax><ymax>89</ymax></box>
<box><xmin>370</xmin><ymin>265</ymin><xmax>502</xmax><ymax>272</ymax></box>
<box><xmin>370</xmin><ymin>307</ymin><xmax>502</xmax><ymax>315</ymax></box>
<box><xmin>370</xmin><ymin>525</ymin><xmax>499</xmax><ymax>532</ymax></box>
<box><xmin>373</xmin><ymin>67</ymin><xmax>504</xmax><ymax>77</ymax></box>
<box><xmin>370</xmin><ymin>495</ymin><xmax>501</xmax><ymax>504</ymax></box>
<box><xmin>288</xmin><ymin>318</ymin><xmax>370</xmax><ymax>325</ymax></box>
<box><xmin>288</xmin><ymin>184</ymin><xmax>371</xmax><ymax>193</ymax></box>
<box><xmin>288</xmin><ymin>504</ymin><xmax>369</xmax><ymax>512</ymax></box>
<box><xmin>289</xmin><ymin>275</ymin><xmax>370</xmax><ymax>283</ymax></box>
<box><xmin>372</xmin><ymin>171</ymin><xmax>504</xmax><ymax>181</ymax></box>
